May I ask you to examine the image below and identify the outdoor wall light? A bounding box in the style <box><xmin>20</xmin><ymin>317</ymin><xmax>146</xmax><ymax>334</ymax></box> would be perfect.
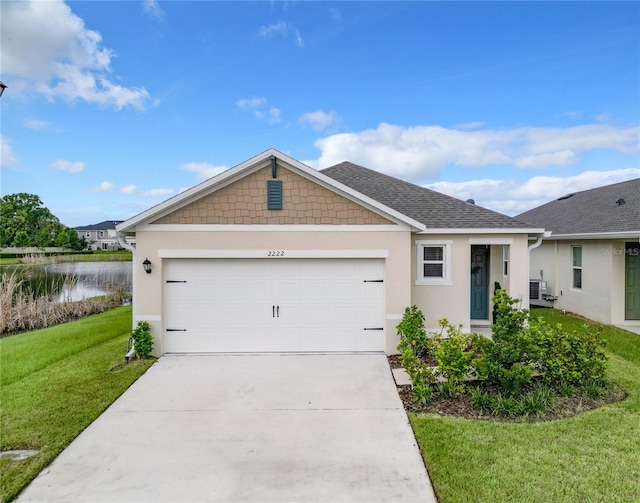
<box><xmin>142</xmin><ymin>258</ymin><xmax>152</xmax><ymax>274</ymax></box>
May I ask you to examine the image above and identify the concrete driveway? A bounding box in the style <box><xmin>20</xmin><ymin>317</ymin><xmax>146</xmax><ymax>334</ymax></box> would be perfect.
<box><xmin>17</xmin><ymin>354</ymin><xmax>436</xmax><ymax>502</ymax></box>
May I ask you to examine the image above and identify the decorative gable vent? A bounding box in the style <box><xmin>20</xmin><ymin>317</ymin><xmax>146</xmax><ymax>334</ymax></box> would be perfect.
<box><xmin>616</xmin><ymin>198</ymin><xmax>626</xmax><ymax>206</ymax></box>
<box><xmin>267</xmin><ymin>180</ymin><xmax>283</xmax><ymax>210</ymax></box>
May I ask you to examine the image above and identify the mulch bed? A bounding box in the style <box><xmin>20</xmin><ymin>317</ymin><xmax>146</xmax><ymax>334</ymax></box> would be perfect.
<box><xmin>388</xmin><ymin>356</ymin><xmax>627</xmax><ymax>423</ymax></box>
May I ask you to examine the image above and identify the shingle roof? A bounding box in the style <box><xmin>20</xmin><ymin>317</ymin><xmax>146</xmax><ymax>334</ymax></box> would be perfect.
<box><xmin>75</xmin><ymin>220</ymin><xmax>123</xmax><ymax>231</ymax></box>
<box><xmin>516</xmin><ymin>178</ymin><xmax>640</xmax><ymax>235</ymax></box>
<box><xmin>321</xmin><ymin>162</ymin><xmax>537</xmax><ymax>230</ymax></box>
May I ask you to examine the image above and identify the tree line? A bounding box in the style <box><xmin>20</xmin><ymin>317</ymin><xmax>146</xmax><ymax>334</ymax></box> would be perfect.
<box><xmin>0</xmin><ymin>193</ymin><xmax>87</xmax><ymax>250</ymax></box>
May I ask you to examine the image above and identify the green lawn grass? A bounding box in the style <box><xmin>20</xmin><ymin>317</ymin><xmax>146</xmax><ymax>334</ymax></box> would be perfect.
<box><xmin>410</xmin><ymin>309</ymin><xmax>640</xmax><ymax>503</ymax></box>
<box><xmin>0</xmin><ymin>306</ymin><xmax>154</xmax><ymax>503</ymax></box>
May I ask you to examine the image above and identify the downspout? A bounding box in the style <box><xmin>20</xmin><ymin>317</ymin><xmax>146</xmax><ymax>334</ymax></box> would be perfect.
<box><xmin>118</xmin><ymin>232</ymin><xmax>137</xmax><ymax>361</ymax></box>
<box><xmin>528</xmin><ymin>231</ymin><xmax>551</xmax><ymax>253</ymax></box>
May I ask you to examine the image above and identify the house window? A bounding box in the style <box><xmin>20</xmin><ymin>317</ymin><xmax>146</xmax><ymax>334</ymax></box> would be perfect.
<box><xmin>99</xmin><ymin>231</ymin><xmax>105</xmax><ymax>238</ymax></box>
<box><xmin>102</xmin><ymin>242</ymin><xmax>108</xmax><ymax>250</ymax></box>
<box><xmin>416</xmin><ymin>240</ymin><xmax>452</xmax><ymax>285</ymax></box>
<box><xmin>503</xmin><ymin>245</ymin><xmax>509</xmax><ymax>276</ymax></box>
<box><xmin>572</xmin><ymin>246</ymin><xmax>582</xmax><ymax>289</ymax></box>
<box><xmin>85</xmin><ymin>232</ymin><xmax>90</xmax><ymax>237</ymax></box>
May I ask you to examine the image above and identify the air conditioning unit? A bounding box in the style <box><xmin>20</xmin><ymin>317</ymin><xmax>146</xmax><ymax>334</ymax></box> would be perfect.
<box><xmin>529</xmin><ymin>280</ymin><xmax>556</xmax><ymax>307</ymax></box>
<box><xmin>529</xmin><ymin>280</ymin><xmax>547</xmax><ymax>301</ymax></box>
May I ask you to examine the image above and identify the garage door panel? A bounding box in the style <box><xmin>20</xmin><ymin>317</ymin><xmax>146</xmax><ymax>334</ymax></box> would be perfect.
<box><xmin>164</xmin><ymin>258</ymin><xmax>385</xmax><ymax>353</ymax></box>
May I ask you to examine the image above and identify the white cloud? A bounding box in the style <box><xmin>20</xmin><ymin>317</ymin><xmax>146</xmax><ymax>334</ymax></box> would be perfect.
<box><xmin>299</xmin><ymin>109</ymin><xmax>342</xmax><ymax>132</ymax></box>
<box><xmin>141</xmin><ymin>0</ymin><xmax>164</xmax><ymax>21</ymax></box>
<box><xmin>259</xmin><ymin>21</ymin><xmax>288</xmax><ymax>38</ymax></box>
<box><xmin>425</xmin><ymin>168</ymin><xmax>640</xmax><ymax>216</ymax></box>
<box><xmin>140</xmin><ymin>188</ymin><xmax>174</xmax><ymax>196</ymax></box>
<box><xmin>258</xmin><ymin>20</ymin><xmax>303</xmax><ymax>47</ymax></box>
<box><xmin>51</xmin><ymin>159</ymin><xmax>85</xmax><ymax>173</ymax></box>
<box><xmin>91</xmin><ymin>181</ymin><xmax>115</xmax><ymax>192</ymax></box>
<box><xmin>22</xmin><ymin>118</ymin><xmax>51</xmax><ymax>131</ymax></box>
<box><xmin>120</xmin><ymin>184</ymin><xmax>137</xmax><ymax>194</ymax></box>
<box><xmin>314</xmin><ymin>122</ymin><xmax>640</xmax><ymax>181</ymax></box>
<box><xmin>236</xmin><ymin>97</ymin><xmax>266</xmax><ymax>110</ymax></box>
<box><xmin>1</xmin><ymin>0</ymin><xmax>150</xmax><ymax>109</ymax></box>
<box><xmin>181</xmin><ymin>162</ymin><xmax>229</xmax><ymax>182</ymax></box>
<box><xmin>236</xmin><ymin>97</ymin><xmax>282</xmax><ymax>124</ymax></box>
<box><xmin>0</xmin><ymin>136</ymin><xmax>17</xmax><ymax>168</ymax></box>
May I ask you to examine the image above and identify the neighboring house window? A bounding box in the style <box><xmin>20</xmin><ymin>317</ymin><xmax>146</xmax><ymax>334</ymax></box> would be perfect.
<box><xmin>102</xmin><ymin>242</ymin><xmax>108</xmax><ymax>250</ymax></box>
<box><xmin>415</xmin><ymin>240</ymin><xmax>452</xmax><ymax>285</ymax></box>
<box><xmin>572</xmin><ymin>246</ymin><xmax>582</xmax><ymax>289</ymax></box>
<box><xmin>85</xmin><ymin>232</ymin><xmax>91</xmax><ymax>237</ymax></box>
<box><xmin>503</xmin><ymin>245</ymin><xmax>509</xmax><ymax>276</ymax></box>
<box><xmin>99</xmin><ymin>231</ymin><xmax>105</xmax><ymax>238</ymax></box>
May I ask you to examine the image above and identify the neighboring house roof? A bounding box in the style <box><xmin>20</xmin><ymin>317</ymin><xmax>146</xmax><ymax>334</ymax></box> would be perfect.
<box><xmin>321</xmin><ymin>162</ymin><xmax>537</xmax><ymax>230</ymax></box>
<box><xmin>75</xmin><ymin>220</ymin><xmax>123</xmax><ymax>231</ymax></box>
<box><xmin>516</xmin><ymin>178</ymin><xmax>640</xmax><ymax>237</ymax></box>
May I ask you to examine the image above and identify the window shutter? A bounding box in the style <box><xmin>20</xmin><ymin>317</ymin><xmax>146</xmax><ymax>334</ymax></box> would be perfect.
<box><xmin>267</xmin><ymin>180</ymin><xmax>283</xmax><ymax>210</ymax></box>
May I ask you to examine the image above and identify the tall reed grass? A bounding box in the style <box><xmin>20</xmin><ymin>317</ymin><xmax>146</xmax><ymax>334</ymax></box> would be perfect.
<box><xmin>0</xmin><ymin>271</ymin><xmax>128</xmax><ymax>335</ymax></box>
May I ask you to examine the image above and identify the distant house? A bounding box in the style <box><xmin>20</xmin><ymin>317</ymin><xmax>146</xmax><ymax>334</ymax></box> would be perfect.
<box><xmin>117</xmin><ymin>149</ymin><xmax>543</xmax><ymax>356</ymax></box>
<box><xmin>517</xmin><ymin>179</ymin><xmax>640</xmax><ymax>333</ymax></box>
<box><xmin>75</xmin><ymin>220</ymin><xmax>124</xmax><ymax>251</ymax></box>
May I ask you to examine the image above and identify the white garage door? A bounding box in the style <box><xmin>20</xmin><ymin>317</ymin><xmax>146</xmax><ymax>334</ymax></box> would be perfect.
<box><xmin>164</xmin><ymin>258</ymin><xmax>385</xmax><ymax>353</ymax></box>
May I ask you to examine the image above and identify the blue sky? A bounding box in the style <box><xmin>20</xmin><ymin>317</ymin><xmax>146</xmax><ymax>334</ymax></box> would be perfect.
<box><xmin>1</xmin><ymin>0</ymin><xmax>638</xmax><ymax>227</ymax></box>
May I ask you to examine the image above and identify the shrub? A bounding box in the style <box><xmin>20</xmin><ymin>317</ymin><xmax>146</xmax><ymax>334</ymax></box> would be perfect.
<box><xmin>397</xmin><ymin>305</ymin><xmax>429</xmax><ymax>358</ymax></box>
<box><xmin>533</xmin><ymin>319</ymin><xmax>608</xmax><ymax>385</ymax></box>
<box><xmin>132</xmin><ymin>321</ymin><xmax>154</xmax><ymax>359</ymax></box>
<box><xmin>395</xmin><ymin>291</ymin><xmax>609</xmax><ymax>417</ymax></box>
<box><xmin>433</xmin><ymin>321</ymin><xmax>475</xmax><ymax>386</ymax></box>
<box><xmin>413</xmin><ymin>380</ymin><xmax>435</xmax><ymax>405</ymax></box>
<box><xmin>485</xmin><ymin>290</ymin><xmax>538</xmax><ymax>395</ymax></box>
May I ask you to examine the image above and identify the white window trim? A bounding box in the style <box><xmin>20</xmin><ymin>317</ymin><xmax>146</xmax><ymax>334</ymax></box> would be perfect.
<box><xmin>503</xmin><ymin>245</ymin><xmax>509</xmax><ymax>276</ymax></box>
<box><xmin>415</xmin><ymin>240</ymin><xmax>452</xmax><ymax>285</ymax></box>
<box><xmin>571</xmin><ymin>245</ymin><xmax>582</xmax><ymax>290</ymax></box>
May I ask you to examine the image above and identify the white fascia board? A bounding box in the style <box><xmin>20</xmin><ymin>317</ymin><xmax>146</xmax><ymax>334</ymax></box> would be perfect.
<box><xmin>545</xmin><ymin>231</ymin><xmax>640</xmax><ymax>240</ymax></box>
<box><xmin>117</xmin><ymin>148</ymin><xmax>425</xmax><ymax>233</ymax></box>
<box><xmin>137</xmin><ymin>224</ymin><xmax>409</xmax><ymax>232</ymax></box>
<box><xmin>415</xmin><ymin>228</ymin><xmax>545</xmax><ymax>235</ymax></box>
<box><xmin>469</xmin><ymin>237</ymin><xmax>514</xmax><ymax>245</ymax></box>
<box><xmin>158</xmin><ymin>249</ymin><xmax>390</xmax><ymax>259</ymax></box>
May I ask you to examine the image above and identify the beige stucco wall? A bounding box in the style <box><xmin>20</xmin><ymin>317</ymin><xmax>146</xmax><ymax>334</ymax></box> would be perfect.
<box><xmin>133</xmin><ymin>229</ymin><xmax>412</xmax><ymax>355</ymax></box>
<box><xmin>153</xmin><ymin>166</ymin><xmax>392</xmax><ymax>226</ymax></box>
<box><xmin>410</xmin><ymin>234</ymin><xmax>530</xmax><ymax>332</ymax></box>
<box><xmin>530</xmin><ymin>239</ymin><xmax>635</xmax><ymax>326</ymax></box>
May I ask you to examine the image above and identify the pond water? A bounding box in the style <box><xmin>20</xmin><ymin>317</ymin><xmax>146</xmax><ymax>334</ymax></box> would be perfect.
<box><xmin>1</xmin><ymin>261</ymin><xmax>132</xmax><ymax>302</ymax></box>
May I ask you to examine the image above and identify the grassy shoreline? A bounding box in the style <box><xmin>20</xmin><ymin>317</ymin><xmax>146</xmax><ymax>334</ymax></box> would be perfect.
<box><xmin>0</xmin><ymin>250</ymin><xmax>132</xmax><ymax>266</ymax></box>
<box><xmin>410</xmin><ymin>309</ymin><xmax>640</xmax><ymax>503</ymax></box>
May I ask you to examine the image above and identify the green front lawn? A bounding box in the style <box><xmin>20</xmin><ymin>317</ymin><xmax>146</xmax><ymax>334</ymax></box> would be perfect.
<box><xmin>0</xmin><ymin>306</ymin><xmax>154</xmax><ymax>503</ymax></box>
<box><xmin>410</xmin><ymin>309</ymin><xmax>640</xmax><ymax>503</ymax></box>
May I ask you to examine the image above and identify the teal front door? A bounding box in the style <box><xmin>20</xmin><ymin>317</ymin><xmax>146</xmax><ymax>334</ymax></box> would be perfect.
<box><xmin>471</xmin><ymin>245</ymin><xmax>490</xmax><ymax>320</ymax></box>
<box><xmin>626</xmin><ymin>243</ymin><xmax>640</xmax><ymax>320</ymax></box>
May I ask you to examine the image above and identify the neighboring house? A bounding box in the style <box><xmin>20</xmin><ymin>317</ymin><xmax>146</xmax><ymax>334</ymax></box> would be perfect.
<box><xmin>517</xmin><ymin>178</ymin><xmax>640</xmax><ymax>333</ymax></box>
<box><xmin>75</xmin><ymin>220</ymin><xmax>124</xmax><ymax>251</ymax></box>
<box><xmin>117</xmin><ymin>149</ymin><xmax>543</xmax><ymax>356</ymax></box>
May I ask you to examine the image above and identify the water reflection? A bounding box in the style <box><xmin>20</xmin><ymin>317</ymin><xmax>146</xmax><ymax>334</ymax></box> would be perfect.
<box><xmin>2</xmin><ymin>262</ymin><xmax>132</xmax><ymax>302</ymax></box>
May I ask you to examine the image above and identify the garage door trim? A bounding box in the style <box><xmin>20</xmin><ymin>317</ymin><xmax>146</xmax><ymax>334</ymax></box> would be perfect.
<box><xmin>159</xmin><ymin>249</ymin><xmax>389</xmax><ymax>259</ymax></box>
